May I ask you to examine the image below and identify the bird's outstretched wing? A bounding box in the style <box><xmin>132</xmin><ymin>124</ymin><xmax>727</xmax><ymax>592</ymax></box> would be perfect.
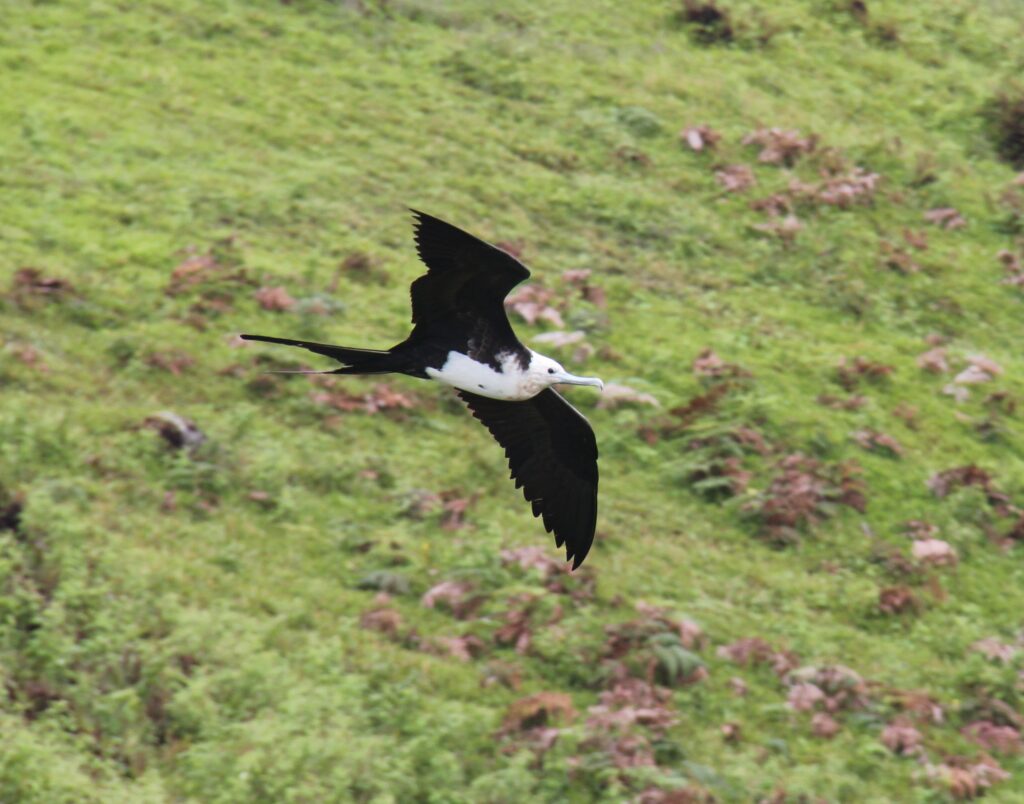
<box><xmin>458</xmin><ymin>388</ymin><xmax>598</xmax><ymax>569</ymax></box>
<box><xmin>409</xmin><ymin>209</ymin><xmax>530</xmax><ymax>330</ymax></box>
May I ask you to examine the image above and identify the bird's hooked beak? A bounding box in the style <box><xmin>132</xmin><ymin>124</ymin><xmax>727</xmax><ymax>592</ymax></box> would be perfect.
<box><xmin>554</xmin><ymin>371</ymin><xmax>605</xmax><ymax>391</ymax></box>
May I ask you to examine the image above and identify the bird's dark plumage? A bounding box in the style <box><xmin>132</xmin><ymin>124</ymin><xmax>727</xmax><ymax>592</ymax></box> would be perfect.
<box><xmin>409</xmin><ymin>209</ymin><xmax>530</xmax><ymax>326</ymax></box>
<box><xmin>407</xmin><ymin>210</ymin><xmax>531</xmax><ymax>371</ymax></box>
<box><xmin>240</xmin><ymin>210</ymin><xmax>601</xmax><ymax>567</ymax></box>
<box><xmin>235</xmin><ymin>335</ymin><xmax>394</xmax><ymax>374</ymax></box>
<box><xmin>458</xmin><ymin>388</ymin><xmax>599</xmax><ymax>569</ymax></box>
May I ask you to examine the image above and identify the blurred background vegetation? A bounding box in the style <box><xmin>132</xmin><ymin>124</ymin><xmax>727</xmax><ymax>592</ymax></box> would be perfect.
<box><xmin>2</xmin><ymin>0</ymin><xmax>1024</xmax><ymax>800</ymax></box>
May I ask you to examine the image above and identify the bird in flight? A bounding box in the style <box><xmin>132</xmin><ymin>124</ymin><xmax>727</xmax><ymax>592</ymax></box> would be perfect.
<box><xmin>241</xmin><ymin>211</ymin><xmax>604</xmax><ymax>568</ymax></box>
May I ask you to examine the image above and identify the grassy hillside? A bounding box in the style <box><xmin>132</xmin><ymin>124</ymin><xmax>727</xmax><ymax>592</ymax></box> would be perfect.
<box><xmin>3</xmin><ymin>0</ymin><xmax>1024</xmax><ymax>800</ymax></box>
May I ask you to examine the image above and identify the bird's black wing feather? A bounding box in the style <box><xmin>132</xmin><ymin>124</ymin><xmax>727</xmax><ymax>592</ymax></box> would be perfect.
<box><xmin>458</xmin><ymin>388</ymin><xmax>598</xmax><ymax>569</ymax></box>
<box><xmin>409</xmin><ymin>210</ymin><xmax>530</xmax><ymax>333</ymax></box>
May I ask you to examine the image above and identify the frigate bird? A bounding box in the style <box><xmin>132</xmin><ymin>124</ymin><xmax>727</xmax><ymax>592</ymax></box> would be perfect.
<box><xmin>241</xmin><ymin>211</ymin><xmax>604</xmax><ymax>568</ymax></box>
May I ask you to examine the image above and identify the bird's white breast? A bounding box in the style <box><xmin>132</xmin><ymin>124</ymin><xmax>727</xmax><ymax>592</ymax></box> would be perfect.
<box><xmin>426</xmin><ymin>351</ymin><xmax>540</xmax><ymax>400</ymax></box>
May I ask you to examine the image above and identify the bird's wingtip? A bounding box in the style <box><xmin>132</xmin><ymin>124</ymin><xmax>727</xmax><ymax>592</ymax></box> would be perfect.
<box><xmin>409</xmin><ymin>208</ymin><xmax>431</xmax><ymax>239</ymax></box>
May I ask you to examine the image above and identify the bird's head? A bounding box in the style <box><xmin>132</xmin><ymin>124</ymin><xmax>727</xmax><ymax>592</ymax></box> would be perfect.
<box><xmin>529</xmin><ymin>352</ymin><xmax>604</xmax><ymax>392</ymax></box>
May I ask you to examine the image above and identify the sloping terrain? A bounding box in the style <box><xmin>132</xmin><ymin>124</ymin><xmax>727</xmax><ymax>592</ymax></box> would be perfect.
<box><xmin>2</xmin><ymin>1</ymin><xmax>1024</xmax><ymax>800</ymax></box>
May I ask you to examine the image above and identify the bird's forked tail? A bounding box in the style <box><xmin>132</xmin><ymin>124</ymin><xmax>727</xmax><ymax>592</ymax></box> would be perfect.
<box><xmin>239</xmin><ymin>334</ymin><xmax>397</xmax><ymax>375</ymax></box>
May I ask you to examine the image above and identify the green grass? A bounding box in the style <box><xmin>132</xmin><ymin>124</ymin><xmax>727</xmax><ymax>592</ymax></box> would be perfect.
<box><xmin>3</xmin><ymin>0</ymin><xmax>1024</xmax><ymax>800</ymax></box>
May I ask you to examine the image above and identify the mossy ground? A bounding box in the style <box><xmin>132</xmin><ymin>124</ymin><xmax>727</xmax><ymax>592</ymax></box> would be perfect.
<box><xmin>2</xmin><ymin>1</ymin><xmax>1024</xmax><ymax>801</ymax></box>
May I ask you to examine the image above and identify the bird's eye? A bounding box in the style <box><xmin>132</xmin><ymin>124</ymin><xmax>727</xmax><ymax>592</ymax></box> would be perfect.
<box><xmin>548</xmin><ymin>368</ymin><xmax>555</xmax><ymax>374</ymax></box>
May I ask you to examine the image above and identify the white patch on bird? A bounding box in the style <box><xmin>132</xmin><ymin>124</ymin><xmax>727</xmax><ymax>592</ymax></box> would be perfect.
<box><xmin>426</xmin><ymin>350</ymin><xmax>550</xmax><ymax>400</ymax></box>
